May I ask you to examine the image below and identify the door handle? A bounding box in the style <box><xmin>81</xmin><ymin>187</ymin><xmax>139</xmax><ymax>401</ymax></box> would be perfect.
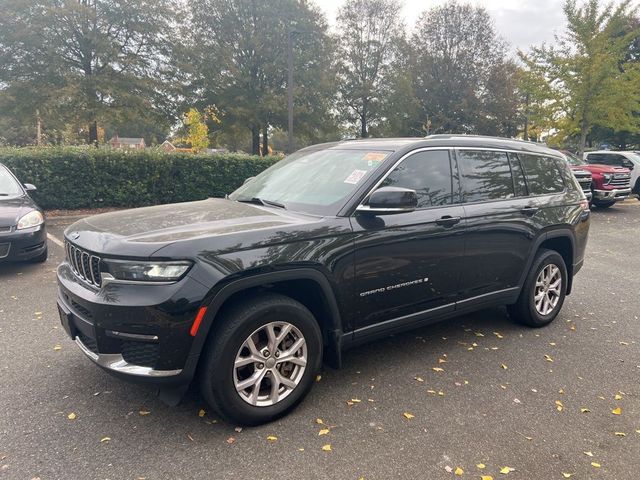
<box><xmin>435</xmin><ymin>215</ymin><xmax>461</xmax><ymax>227</ymax></box>
<box><xmin>521</xmin><ymin>206</ymin><xmax>539</xmax><ymax>217</ymax></box>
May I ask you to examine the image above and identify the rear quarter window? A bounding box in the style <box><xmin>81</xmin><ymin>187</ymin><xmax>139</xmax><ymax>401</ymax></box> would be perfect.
<box><xmin>519</xmin><ymin>155</ymin><xmax>565</xmax><ymax>195</ymax></box>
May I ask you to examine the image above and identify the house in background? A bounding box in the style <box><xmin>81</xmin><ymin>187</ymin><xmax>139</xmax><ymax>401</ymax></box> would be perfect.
<box><xmin>109</xmin><ymin>135</ymin><xmax>145</xmax><ymax>150</ymax></box>
<box><xmin>160</xmin><ymin>140</ymin><xmax>195</xmax><ymax>153</ymax></box>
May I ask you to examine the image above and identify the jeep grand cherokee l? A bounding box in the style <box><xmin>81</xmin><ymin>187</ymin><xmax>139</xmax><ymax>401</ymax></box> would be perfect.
<box><xmin>57</xmin><ymin>136</ymin><xmax>590</xmax><ymax>425</ymax></box>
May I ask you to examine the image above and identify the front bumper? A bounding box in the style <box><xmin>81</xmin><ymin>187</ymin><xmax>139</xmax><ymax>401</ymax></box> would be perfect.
<box><xmin>56</xmin><ymin>261</ymin><xmax>208</xmax><ymax>385</ymax></box>
<box><xmin>593</xmin><ymin>187</ymin><xmax>631</xmax><ymax>201</ymax></box>
<box><xmin>0</xmin><ymin>224</ymin><xmax>46</xmax><ymax>262</ymax></box>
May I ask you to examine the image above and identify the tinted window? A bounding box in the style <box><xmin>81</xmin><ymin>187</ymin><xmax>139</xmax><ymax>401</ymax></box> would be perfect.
<box><xmin>509</xmin><ymin>154</ymin><xmax>528</xmax><ymax>197</ymax></box>
<box><xmin>0</xmin><ymin>165</ymin><xmax>23</xmax><ymax>196</ymax></box>
<box><xmin>587</xmin><ymin>153</ymin><xmax>624</xmax><ymax>166</ymax></box>
<box><xmin>380</xmin><ymin>150</ymin><xmax>453</xmax><ymax>208</ymax></box>
<box><xmin>458</xmin><ymin>150</ymin><xmax>514</xmax><ymax>202</ymax></box>
<box><xmin>520</xmin><ymin>155</ymin><xmax>565</xmax><ymax>194</ymax></box>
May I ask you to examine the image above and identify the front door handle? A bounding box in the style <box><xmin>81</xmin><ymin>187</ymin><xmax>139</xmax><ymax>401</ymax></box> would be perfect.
<box><xmin>521</xmin><ymin>206</ymin><xmax>539</xmax><ymax>217</ymax></box>
<box><xmin>435</xmin><ymin>215</ymin><xmax>461</xmax><ymax>227</ymax></box>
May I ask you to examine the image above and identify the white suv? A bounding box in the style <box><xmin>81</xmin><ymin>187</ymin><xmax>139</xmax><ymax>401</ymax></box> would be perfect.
<box><xmin>584</xmin><ymin>151</ymin><xmax>640</xmax><ymax>199</ymax></box>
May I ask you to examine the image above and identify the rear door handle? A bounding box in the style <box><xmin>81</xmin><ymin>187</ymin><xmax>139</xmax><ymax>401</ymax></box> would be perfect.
<box><xmin>435</xmin><ymin>215</ymin><xmax>462</xmax><ymax>227</ymax></box>
<box><xmin>521</xmin><ymin>206</ymin><xmax>539</xmax><ymax>217</ymax></box>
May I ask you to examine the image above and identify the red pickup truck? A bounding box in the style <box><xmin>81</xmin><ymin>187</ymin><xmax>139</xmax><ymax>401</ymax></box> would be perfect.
<box><xmin>560</xmin><ymin>150</ymin><xmax>632</xmax><ymax>208</ymax></box>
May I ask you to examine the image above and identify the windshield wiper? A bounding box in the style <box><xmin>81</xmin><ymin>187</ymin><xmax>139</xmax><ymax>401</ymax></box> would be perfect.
<box><xmin>237</xmin><ymin>197</ymin><xmax>286</xmax><ymax>209</ymax></box>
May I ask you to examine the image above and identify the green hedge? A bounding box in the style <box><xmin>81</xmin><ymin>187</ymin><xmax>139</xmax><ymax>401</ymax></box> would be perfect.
<box><xmin>0</xmin><ymin>147</ymin><xmax>281</xmax><ymax>210</ymax></box>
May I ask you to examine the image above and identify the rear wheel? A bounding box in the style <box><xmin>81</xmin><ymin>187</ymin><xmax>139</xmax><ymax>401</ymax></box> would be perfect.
<box><xmin>508</xmin><ymin>249</ymin><xmax>567</xmax><ymax>327</ymax></box>
<box><xmin>199</xmin><ymin>293</ymin><xmax>322</xmax><ymax>425</ymax></box>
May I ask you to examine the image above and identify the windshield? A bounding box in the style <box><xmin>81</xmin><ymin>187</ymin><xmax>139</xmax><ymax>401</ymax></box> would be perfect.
<box><xmin>0</xmin><ymin>165</ymin><xmax>23</xmax><ymax>197</ymax></box>
<box><xmin>229</xmin><ymin>148</ymin><xmax>390</xmax><ymax>215</ymax></box>
<box><xmin>562</xmin><ymin>151</ymin><xmax>585</xmax><ymax>166</ymax></box>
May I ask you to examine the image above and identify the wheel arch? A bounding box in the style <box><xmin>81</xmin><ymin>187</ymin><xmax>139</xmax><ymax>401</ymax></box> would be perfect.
<box><xmin>520</xmin><ymin>229</ymin><xmax>576</xmax><ymax>296</ymax></box>
<box><xmin>193</xmin><ymin>269</ymin><xmax>345</xmax><ymax>368</ymax></box>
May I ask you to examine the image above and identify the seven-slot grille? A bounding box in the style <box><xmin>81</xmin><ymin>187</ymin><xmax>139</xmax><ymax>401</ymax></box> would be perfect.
<box><xmin>65</xmin><ymin>241</ymin><xmax>102</xmax><ymax>287</ymax></box>
<box><xmin>609</xmin><ymin>173</ymin><xmax>631</xmax><ymax>188</ymax></box>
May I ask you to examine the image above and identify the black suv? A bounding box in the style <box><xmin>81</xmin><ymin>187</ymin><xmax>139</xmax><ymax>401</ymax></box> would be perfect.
<box><xmin>57</xmin><ymin>136</ymin><xmax>590</xmax><ymax>425</ymax></box>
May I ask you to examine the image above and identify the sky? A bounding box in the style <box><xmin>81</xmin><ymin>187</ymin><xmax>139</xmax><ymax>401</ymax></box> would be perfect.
<box><xmin>316</xmin><ymin>0</ymin><xmax>568</xmax><ymax>52</ymax></box>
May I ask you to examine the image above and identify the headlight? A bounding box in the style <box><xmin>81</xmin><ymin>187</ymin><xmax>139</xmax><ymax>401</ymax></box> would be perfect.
<box><xmin>17</xmin><ymin>210</ymin><xmax>44</xmax><ymax>230</ymax></box>
<box><xmin>602</xmin><ymin>173</ymin><xmax>612</xmax><ymax>184</ymax></box>
<box><xmin>101</xmin><ymin>259</ymin><xmax>193</xmax><ymax>283</ymax></box>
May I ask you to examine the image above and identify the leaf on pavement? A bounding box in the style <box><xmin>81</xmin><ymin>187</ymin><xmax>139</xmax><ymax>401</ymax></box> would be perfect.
<box><xmin>198</xmin><ymin>409</ymin><xmax>206</xmax><ymax>417</ymax></box>
<box><xmin>321</xmin><ymin>444</ymin><xmax>332</xmax><ymax>452</ymax></box>
<box><xmin>555</xmin><ymin>400</ymin><xmax>564</xmax><ymax>412</ymax></box>
<box><xmin>591</xmin><ymin>462</ymin><xmax>601</xmax><ymax>468</ymax></box>
<box><xmin>580</xmin><ymin>408</ymin><xmax>590</xmax><ymax>413</ymax></box>
<box><xmin>583</xmin><ymin>451</ymin><xmax>593</xmax><ymax>457</ymax></box>
<box><xmin>415</xmin><ymin>376</ymin><xmax>424</xmax><ymax>382</ymax></box>
<box><xmin>53</xmin><ymin>345</ymin><xmax>62</xmax><ymax>351</ymax></box>
<box><xmin>493</xmin><ymin>332</ymin><xmax>503</xmax><ymax>338</ymax></box>
<box><xmin>614</xmin><ymin>432</ymin><xmax>626</xmax><ymax>437</ymax></box>
<box><xmin>432</xmin><ymin>367</ymin><xmax>444</xmax><ymax>372</ymax></box>
<box><xmin>544</xmin><ymin>355</ymin><xmax>553</xmax><ymax>362</ymax></box>
<box><xmin>100</xmin><ymin>437</ymin><xmax>110</xmax><ymax>443</ymax></box>
<box><xmin>612</xmin><ymin>407</ymin><xmax>622</xmax><ymax>415</ymax></box>
<box><xmin>315</xmin><ymin>418</ymin><xmax>324</xmax><ymax>424</ymax></box>
<box><xmin>476</xmin><ymin>463</ymin><xmax>486</xmax><ymax>469</ymax></box>
<box><xmin>318</xmin><ymin>428</ymin><xmax>330</xmax><ymax>436</ymax></box>
<box><xmin>67</xmin><ymin>413</ymin><xmax>76</xmax><ymax>420</ymax></box>
<box><xmin>266</xmin><ymin>435</ymin><xmax>278</xmax><ymax>442</ymax></box>
<box><xmin>315</xmin><ymin>375</ymin><xmax>322</xmax><ymax>382</ymax></box>
<box><xmin>562</xmin><ymin>474</ymin><xmax>573</xmax><ymax>478</ymax></box>
<box><xmin>499</xmin><ymin>466</ymin><xmax>515</xmax><ymax>474</ymax></box>
<box><xmin>614</xmin><ymin>394</ymin><xmax>622</xmax><ymax>400</ymax></box>
<box><xmin>139</xmin><ymin>410</ymin><xmax>150</xmax><ymax>416</ymax></box>
<box><xmin>403</xmin><ymin>412</ymin><xmax>415</xmax><ymax>419</ymax></box>
<box><xmin>350</xmin><ymin>398</ymin><xmax>361</xmax><ymax>403</ymax></box>
<box><xmin>226</xmin><ymin>437</ymin><xmax>235</xmax><ymax>444</ymax></box>
<box><xmin>500</xmin><ymin>364</ymin><xmax>508</xmax><ymax>370</ymax></box>
<box><xmin>454</xmin><ymin>466</ymin><xmax>464</xmax><ymax>475</ymax></box>
<box><xmin>481</xmin><ymin>476</ymin><xmax>494</xmax><ymax>480</ymax></box>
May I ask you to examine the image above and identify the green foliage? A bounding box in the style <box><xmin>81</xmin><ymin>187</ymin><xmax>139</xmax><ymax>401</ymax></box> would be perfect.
<box><xmin>0</xmin><ymin>147</ymin><xmax>280</xmax><ymax>210</ymax></box>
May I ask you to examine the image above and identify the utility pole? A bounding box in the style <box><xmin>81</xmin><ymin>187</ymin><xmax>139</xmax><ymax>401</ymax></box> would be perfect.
<box><xmin>287</xmin><ymin>29</ymin><xmax>294</xmax><ymax>154</ymax></box>
<box><xmin>36</xmin><ymin>109</ymin><xmax>42</xmax><ymax>146</ymax></box>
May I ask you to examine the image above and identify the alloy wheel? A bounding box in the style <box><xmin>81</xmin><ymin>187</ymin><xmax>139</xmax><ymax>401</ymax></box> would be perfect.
<box><xmin>534</xmin><ymin>264</ymin><xmax>562</xmax><ymax>316</ymax></box>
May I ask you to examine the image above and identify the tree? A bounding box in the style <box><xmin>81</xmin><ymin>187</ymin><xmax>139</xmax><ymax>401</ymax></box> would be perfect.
<box><xmin>187</xmin><ymin>0</ymin><xmax>337</xmax><ymax>154</ymax></box>
<box><xmin>0</xmin><ymin>0</ymin><xmax>180</xmax><ymax>146</ymax></box>
<box><xmin>335</xmin><ymin>0</ymin><xmax>405</xmax><ymax>138</ymax></box>
<box><xmin>523</xmin><ymin>0</ymin><xmax>640</xmax><ymax>155</ymax></box>
<box><xmin>410</xmin><ymin>1</ymin><xmax>515</xmax><ymax>136</ymax></box>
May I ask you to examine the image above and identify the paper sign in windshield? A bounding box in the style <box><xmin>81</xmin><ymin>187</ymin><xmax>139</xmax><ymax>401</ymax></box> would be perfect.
<box><xmin>363</xmin><ymin>152</ymin><xmax>388</xmax><ymax>162</ymax></box>
<box><xmin>344</xmin><ymin>169</ymin><xmax>368</xmax><ymax>184</ymax></box>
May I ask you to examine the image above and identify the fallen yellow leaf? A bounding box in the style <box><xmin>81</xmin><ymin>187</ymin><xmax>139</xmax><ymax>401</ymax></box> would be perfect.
<box><xmin>438</xmin><ymin>358</ymin><xmax>447</xmax><ymax>364</ymax></box>
<box><xmin>583</xmin><ymin>451</ymin><xmax>593</xmax><ymax>457</ymax></box>
<box><xmin>415</xmin><ymin>376</ymin><xmax>424</xmax><ymax>382</ymax></box>
<box><xmin>432</xmin><ymin>367</ymin><xmax>444</xmax><ymax>372</ymax></box>
<box><xmin>454</xmin><ymin>466</ymin><xmax>464</xmax><ymax>475</ymax></box>
<box><xmin>321</xmin><ymin>444</ymin><xmax>332</xmax><ymax>452</ymax></box>
<box><xmin>500</xmin><ymin>364</ymin><xmax>508</xmax><ymax>370</ymax></box>
<box><xmin>591</xmin><ymin>462</ymin><xmax>601</xmax><ymax>468</ymax></box>
<box><xmin>562</xmin><ymin>474</ymin><xmax>573</xmax><ymax>478</ymax></box>
<box><xmin>139</xmin><ymin>410</ymin><xmax>150</xmax><ymax>416</ymax></box>
<box><xmin>612</xmin><ymin>407</ymin><xmax>622</xmax><ymax>415</ymax></box>
<box><xmin>614</xmin><ymin>432</ymin><xmax>626</xmax><ymax>437</ymax></box>
<box><xmin>316</xmin><ymin>375</ymin><xmax>322</xmax><ymax>382</ymax></box>
<box><xmin>403</xmin><ymin>412</ymin><xmax>415</xmax><ymax>419</ymax></box>
<box><xmin>476</xmin><ymin>463</ymin><xmax>486</xmax><ymax>469</ymax></box>
<box><xmin>481</xmin><ymin>476</ymin><xmax>494</xmax><ymax>480</ymax></box>
<box><xmin>350</xmin><ymin>398</ymin><xmax>361</xmax><ymax>403</ymax></box>
<box><xmin>315</xmin><ymin>418</ymin><xmax>324</xmax><ymax>424</ymax></box>
<box><xmin>67</xmin><ymin>413</ymin><xmax>76</xmax><ymax>420</ymax></box>
<box><xmin>198</xmin><ymin>409</ymin><xmax>206</xmax><ymax>417</ymax></box>
<box><xmin>266</xmin><ymin>435</ymin><xmax>278</xmax><ymax>442</ymax></box>
<box><xmin>318</xmin><ymin>428</ymin><xmax>330</xmax><ymax>436</ymax></box>
<box><xmin>475</xmin><ymin>332</ymin><xmax>484</xmax><ymax>337</ymax></box>
<box><xmin>493</xmin><ymin>332</ymin><xmax>504</xmax><ymax>338</ymax></box>
<box><xmin>544</xmin><ymin>354</ymin><xmax>553</xmax><ymax>362</ymax></box>
<box><xmin>614</xmin><ymin>394</ymin><xmax>622</xmax><ymax>400</ymax></box>
<box><xmin>499</xmin><ymin>466</ymin><xmax>515</xmax><ymax>474</ymax></box>
<box><xmin>100</xmin><ymin>437</ymin><xmax>110</xmax><ymax>443</ymax></box>
<box><xmin>580</xmin><ymin>408</ymin><xmax>590</xmax><ymax>413</ymax></box>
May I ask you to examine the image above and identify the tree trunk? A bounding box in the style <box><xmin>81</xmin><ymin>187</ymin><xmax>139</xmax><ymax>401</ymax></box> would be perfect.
<box><xmin>251</xmin><ymin>126</ymin><xmax>260</xmax><ymax>155</ymax></box>
<box><xmin>361</xmin><ymin>97</ymin><xmax>368</xmax><ymax>138</ymax></box>
<box><xmin>262</xmin><ymin>124</ymin><xmax>268</xmax><ymax>156</ymax></box>
<box><xmin>89</xmin><ymin>120</ymin><xmax>98</xmax><ymax>147</ymax></box>
<box><xmin>578</xmin><ymin>120</ymin><xmax>588</xmax><ymax>157</ymax></box>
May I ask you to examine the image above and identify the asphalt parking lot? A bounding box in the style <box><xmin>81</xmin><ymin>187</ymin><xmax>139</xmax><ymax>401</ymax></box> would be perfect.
<box><xmin>1</xmin><ymin>202</ymin><xmax>639</xmax><ymax>480</ymax></box>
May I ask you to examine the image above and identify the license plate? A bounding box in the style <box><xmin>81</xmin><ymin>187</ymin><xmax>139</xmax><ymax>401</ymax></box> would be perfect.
<box><xmin>57</xmin><ymin>303</ymin><xmax>75</xmax><ymax>338</ymax></box>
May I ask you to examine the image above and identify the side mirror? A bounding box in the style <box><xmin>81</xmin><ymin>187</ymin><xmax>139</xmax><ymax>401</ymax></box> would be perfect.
<box><xmin>243</xmin><ymin>176</ymin><xmax>255</xmax><ymax>185</ymax></box>
<box><xmin>356</xmin><ymin>186</ymin><xmax>418</xmax><ymax>215</ymax></box>
<box><xmin>621</xmin><ymin>160</ymin><xmax>634</xmax><ymax>170</ymax></box>
<box><xmin>23</xmin><ymin>183</ymin><xmax>37</xmax><ymax>192</ymax></box>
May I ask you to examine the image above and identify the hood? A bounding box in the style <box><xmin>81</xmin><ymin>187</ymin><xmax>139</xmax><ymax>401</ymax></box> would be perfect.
<box><xmin>65</xmin><ymin>198</ymin><xmax>318</xmax><ymax>256</ymax></box>
<box><xmin>581</xmin><ymin>164</ymin><xmax>630</xmax><ymax>174</ymax></box>
<box><xmin>0</xmin><ymin>195</ymin><xmax>36</xmax><ymax>227</ymax></box>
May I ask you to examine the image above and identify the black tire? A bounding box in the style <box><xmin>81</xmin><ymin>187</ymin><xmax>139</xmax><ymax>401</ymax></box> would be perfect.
<box><xmin>508</xmin><ymin>249</ymin><xmax>567</xmax><ymax>328</ymax></box>
<box><xmin>29</xmin><ymin>247</ymin><xmax>48</xmax><ymax>263</ymax></box>
<box><xmin>593</xmin><ymin>199</ymin><xmax>615</xmax><ymax>209</ymax></box>
<box><xmin>199</xmin><ymin>293</ymin><xmax>322</xmax><ymax>426</ymax></box>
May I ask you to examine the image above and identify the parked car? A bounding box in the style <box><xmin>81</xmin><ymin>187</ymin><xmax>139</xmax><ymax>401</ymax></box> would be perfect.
<box><xmin>584</xmin><ymin>150</ymin><xmax>640</xmax><ymax>200</ymax></box>
<box><xmin>557</xmin><ymin>151</ymin><xmax>593</xmax><ymax>202</ymax></box>
<box><xmin>560</xmin><ymin>150</ymin><xmax>632</xmax><ymax>208</ymax></box>
<box><xmin>0</xmin><ymin>163</ymin><xmax>47</xmax><ymax>263</ymax></box>
<box><xmin>57</xmin><ymin>135</ymin><xmax>590</xmax><ymax>425</ymax></box>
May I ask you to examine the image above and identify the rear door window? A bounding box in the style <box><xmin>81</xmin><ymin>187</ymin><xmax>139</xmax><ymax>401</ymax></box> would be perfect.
<box><xmin>519</xmin><ymin>154</ymin><xmax>565</xmax><ymax>195</ymax></box>
<box><xmin>508</xmin><ymin>154</ymin><xmax>528</xmax><ymax>197</ymax></box>
<box><xmin>380</xmin><ymin>150</ymin><xmax>453</xmax><ymax>208</ymax></box>
<box><xmin>457</xmin><ymin>150</ymin><xmax>514</xmax><ymax>203</ymax></box>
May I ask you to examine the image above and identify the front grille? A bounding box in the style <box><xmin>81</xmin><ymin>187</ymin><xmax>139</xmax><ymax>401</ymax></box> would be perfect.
<box><xmin>65</xmin><ymin>241</ymin><xmax>102</xmax><ymax>287</ymax></box>
<box><xmin>121</xmin><ymin>341</ymin><xmax>160</xmax><ymax>368</ymax></box>
<box><xmin>609</xmin><ymin>174</ymin><xmax>631</xmax><ymax>188</ymax></box>
<box><xmin>77</xmin><ymin>332</ymin><xmax>99</xmax><ymax>354</ymax></box>
<box><xmin>0</xmin><ymin>226</ymin><xmax>11</xmax><ymax>233</ymax></box>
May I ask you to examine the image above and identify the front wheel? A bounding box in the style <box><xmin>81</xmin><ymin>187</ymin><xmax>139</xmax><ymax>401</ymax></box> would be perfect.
<box><xmin>592</xmin><ymin>199</ymin><xmax>616</xmax><ymax>209</ymax></box>
<box><xmin>199</xmin><ymin>293</ymin><xmax>322</xmax><ymax>425</ymax></box>
<box><xmin>508</xmin><ymin>249</ymin><xmax>567</xmax><ymax>327</ymax></box>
